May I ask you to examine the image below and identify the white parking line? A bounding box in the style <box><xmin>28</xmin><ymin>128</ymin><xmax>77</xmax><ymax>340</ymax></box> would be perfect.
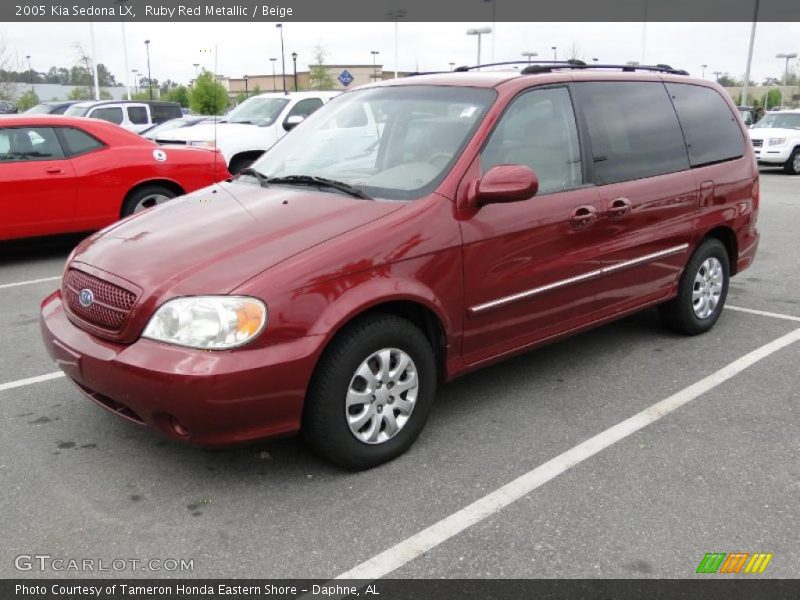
<box><xmin>726</xmin><ymin>305</ymin><xmax>800</xmax><ymax>323</ymax></box>
<box><xmin>0</xmin><ymin>371</ymin><xmax>65</xmax><ymax>393</ymax></box>
<box><xmin>335</xmin><ymin>327</ymin><xmax>800</xmax><ymax>581</ymax></box>
<box><xmin>0</xmin><ymin>275</ymin><xmax>61</xmax><ymax>290</ymax></box>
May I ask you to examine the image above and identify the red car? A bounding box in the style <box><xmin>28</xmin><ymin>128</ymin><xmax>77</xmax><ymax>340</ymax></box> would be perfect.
<box><xmin>41</xmin><ymin>64</ymin><xmax>759</xmax><ymax>469</ymax></box>
<box><xmin>1</xmin><ymin>115</ymin><xmax>229</xmax><ymax>240</ymax></box>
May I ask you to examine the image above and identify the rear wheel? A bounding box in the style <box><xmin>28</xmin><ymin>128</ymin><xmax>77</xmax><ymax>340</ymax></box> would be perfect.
<box><xmin>302</xmin><ymin>314</ymin><xmax>437</xmax><ymax>470</ymax></box>
<box><xmin>659</xmin><ymin>238</ymin><xmax>730</xmax><ymax>335</ymax></box>
<box><xmin>121</xmin><ymin>185</ymin><xmax>176</xmax><ymax>217</ymax></box>
<box><xmin>783</xmin><ymin>147</ymin><xmax>800</xmax><ymax>175</ymax></box>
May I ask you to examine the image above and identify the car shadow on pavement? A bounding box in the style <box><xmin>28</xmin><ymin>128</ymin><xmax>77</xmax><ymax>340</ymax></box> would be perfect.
<box><xmin>0</xmin><ymin>233</ymin><xmax>88</xmax><ymax>266</ymax></box>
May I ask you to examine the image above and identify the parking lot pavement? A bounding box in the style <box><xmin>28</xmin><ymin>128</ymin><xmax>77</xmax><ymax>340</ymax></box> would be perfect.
<box><xmin>0</xmin><ymin>171</ymin><xmax>798</xmax><ymax>579</ymax></box>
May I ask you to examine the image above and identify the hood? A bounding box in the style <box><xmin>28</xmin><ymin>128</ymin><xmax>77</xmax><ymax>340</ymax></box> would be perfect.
<box><xmin>748</xmin><ymin>127</ymin><xmax>799</xmax><ymax>139</ymax></box>
<box><xmin>153</xmin><ymin>121</ymin><xmax>261</xmax><ymax>142</ymax></box>
<box><xmin>72</xmin><ymin>181</ymin><xmax>404</xmax><ymax>303</ymax></box>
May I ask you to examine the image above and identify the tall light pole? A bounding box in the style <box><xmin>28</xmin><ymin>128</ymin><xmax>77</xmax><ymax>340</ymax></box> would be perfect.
<box><xmin>741</xmin><ymin>0</ymin><xmax>760</xmax><ymax>110</ymax></box>
<box><xmin>270</xmin><ymin>58</ymin><xmax>277</xmax><ymax>92</ymax></box>
<box><xmin>193</xmin><ymin>63</ymin><xmax>200</xmax><ymax>77</ymax></box>
<box><xmin>386</xmin><ymin>9</ymin><xmax>406</xmax><ymax>79</ymax></box>
<box><xmin>243</xmin><ymin>74</ymin><xmax>248</xmax><ymax>97</ymax></box>
<box><xmin>371</xmin><ymin>50</ymin><xmax>380</xmax><ymax>82</ymax></box>
<box><xmin>467</xmin><ymin>27</ymin><xmax>492</xmax><ymax>69</ymax></box>
<box><xmin>144</xmin><ymin>39</ymin><xmax>153</xmax><ymax>100</ymax></box>
<box><xmin>776</xmin><ymin>52</ymin><xmax>798</xmax><ymax>109</ymax></box>
<box><xmin>116</xmin><ymin>0</ymin><xmax>131</xmax><ymax>100</ymax></box>
<box><xmin>25</xmin><ymin>55</ymin><xmax>33</xmax><ymax>92</ymax></box>
<box><xmin>713</xmin><ymin>71</ymin><xmax>722</xmax><ymax>83</ymax></box>
<box><xmin>483</xmin><ymin>0</ymin><xmax>496</xmax><ymax>63</ymax></box>
<box><xmin>132</xmin><ymin>69</ymin><xmax>138</xmax><ymax>95</ymax></box>
<box><xmin>701</xmin><ymin>64</ymin><xmax>708</xmax><ymax>78</ymax></box>
<box><xmin>551</xmin><ymin>46</ymin><xmax>557</xmax><ymax>61</ymax></box>
<box><xmin>89</xmin><ymin>22</ymin><xmax>100</xmax><ymax>100</ymax></box>
<box><xmin>521</xmin><ymin>51</ymin><xmax>537</xmax><ymax>64</ymax></box>
<box><xmin>291</xmin><ymin>52</ymin><xmax>298</xmax><ymax>91</ymax></box>
<box><xmin>449</xmin><ymin>62</ymin><xmax>456</xmax><ymax>71</ymax></box>
<box><xmin>276</xmin><ymin>24</ymin><xmax>286</xmax><ymax>92</ymax></box>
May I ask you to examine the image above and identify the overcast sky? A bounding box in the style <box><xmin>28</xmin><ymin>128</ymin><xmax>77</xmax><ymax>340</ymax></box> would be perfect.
<box><xmin>2</xmin><ymin>21</ymin><xmax>799</xmax><ymax>86</ymax></box>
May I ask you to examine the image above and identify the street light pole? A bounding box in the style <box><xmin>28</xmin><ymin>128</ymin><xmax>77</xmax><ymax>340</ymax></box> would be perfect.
<box><xmin>713</xmin><ymin>71</ymin><xmax>722</xmax><ymax>83</ymax></box>
<box><xmin>467</xmin><ymin>27</ymin><xmax>492</xmax><ymax>69</ymax></box>
<box><xmin>89</xmin><ymin>22</ymin><xmax>100</xmax><ymax>100</ymax></box>
<box><xmin>551</xmin><ymin>46</ymin><xmax>557</xmax><ymax>60</ymax></box>
<box><xmin>741</xmin><ymin>0</ymin><xmax>760</xmax><ymax>110</ymax></box>
<box><xmin>291</xmin><ymin>52</ymin><xmax>298</xmax><ymax>91</ymax></box>
<box><xmin>25</xmin><ymin>55</ymin><xmax>33</xmax><ymax>92</ymax></box>
<box><xmin>132</xmin><ymin>69</ymin><xmax>138</xmax><ymax>95</ymax></box>
<box><xmin>371</xmin><ymin>50</ymin><xmax>380</xmax><ymax>82</ymax></box>
<box><xmin>193</xmin><ymin>63</ymin><xmax>199</xmax><ymax>77</ymax></box>
<box><xmin>116</xmin><ymin>0</ymin><xmax>131</xmax><ymax>100</ymax></box>
<box><xmin>386</xmin><ymin>9</ymin><xmax>406</xmax><ymax>79</ymax></box>
<box><xmin>276</xmin><ymin>24</ymin><xmax>286</xmax><ymax>92</ymax></box>
<box><xmin>701</xmin><ymin>64</ymin><xmax>708</xmax><ymax>78</ymax></box>
<box><xmin>449</xmin><ymin>62</ymin><xmax>456</xmax><ymax>71</ymax></box>
<box><xmin>521</xmin><ymin>51</ymin><xmax>537</xmax><ymax>64</ymax></box>
<box><xmin>244</xmin><ymin>74</ymin><xmax>248</xmax><ymax>97</ymax></box>
<box><xmin>776</xmin><ymin>52</ymin><xmax>798</xmax><ymax>109</ymax></box>
<box><xmin>144</xmin><ymin>39</ymin><xmax>153</xmax><ymax>100</ymax></box>
<box><xmin>270</xmin><ymin>58</ymin><xmax>277</xmax><ymax>92</ymax></box>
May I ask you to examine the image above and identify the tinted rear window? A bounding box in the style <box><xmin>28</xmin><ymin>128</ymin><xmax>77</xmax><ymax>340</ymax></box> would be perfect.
<box><xmin>150</xmin><ymin>104</ymin><xmax>182</xmax><ymax>123</ymax></box>
<box><xmin>575</xmin><ymin>81</ymin><xmax>690</xmax><ymax>184</ymax></box>
<box><xmin>666</xmin><ymin>83</ymin><xmax>744</xmax><ymax>167</ymax></box>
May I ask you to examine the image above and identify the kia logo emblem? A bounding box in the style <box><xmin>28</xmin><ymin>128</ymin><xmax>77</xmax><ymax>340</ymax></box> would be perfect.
<box><xmin>78</xmin><ymin>288</ymin><xmax>94</xmax><ymax>308</ymax></box>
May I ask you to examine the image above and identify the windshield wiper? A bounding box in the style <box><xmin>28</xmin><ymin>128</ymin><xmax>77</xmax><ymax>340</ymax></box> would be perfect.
<box><xmin>267</xmin><ymin>175</ymin><xmax>372</xmax><ymax>200</ymax></box>
<box><xmin>237</xmin><ymin>167</ymin><xmax>270</xmax><ymax>187</ymax></box>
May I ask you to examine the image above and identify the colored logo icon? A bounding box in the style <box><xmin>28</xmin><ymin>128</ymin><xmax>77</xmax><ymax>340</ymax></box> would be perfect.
<box><xmin>696</xmin><ymin>552</ymin><xmax>773</xmax><ymax>574</ymax></box>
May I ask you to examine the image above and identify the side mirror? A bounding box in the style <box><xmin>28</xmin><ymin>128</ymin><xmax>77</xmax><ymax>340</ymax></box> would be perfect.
<box><xmin>283</xmin><ymin>115</ymin><xmax>305</xmax><ymax>131</ymax></box>
<box><xmin>475</xmin><ymin>165</ymin><xmax>539</xmax><ymax>206</ymax></box>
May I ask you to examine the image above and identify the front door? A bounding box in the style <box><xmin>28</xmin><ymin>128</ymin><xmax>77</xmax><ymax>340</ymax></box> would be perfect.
<box><xmin>460</xmin><ymin>85</ymin><xmax>604</xmax><ymax>365</ymax></box>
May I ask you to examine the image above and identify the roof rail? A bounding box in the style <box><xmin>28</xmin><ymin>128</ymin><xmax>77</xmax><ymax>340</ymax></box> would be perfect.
<box><xmin>452</xmin><ymin>60</ymin><xmax>688</xmax><ymax>76</ymax></box>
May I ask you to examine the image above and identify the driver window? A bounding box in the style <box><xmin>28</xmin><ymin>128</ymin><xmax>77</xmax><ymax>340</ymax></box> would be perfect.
<box><xmin>0</xmin><ymin>127</ymin><xmax>65</xmax><ymax>162</ymax></box>
<box><xmin>481</xmin><ymin>87</ymin><xmax>582</xmax><ymax>195</ymax></box>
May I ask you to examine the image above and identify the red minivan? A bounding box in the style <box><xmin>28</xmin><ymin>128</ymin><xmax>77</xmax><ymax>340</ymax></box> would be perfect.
<box><xmin>41</xmin><ymin>64</ymin><xmax>759</xmax><ymax>469</ymax></box>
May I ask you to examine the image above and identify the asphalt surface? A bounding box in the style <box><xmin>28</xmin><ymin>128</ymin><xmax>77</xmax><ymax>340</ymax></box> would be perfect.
<box><xmin>0</xmin><ymin>170</ymin><xmax>798</xmax><ymax>579</ymax></box>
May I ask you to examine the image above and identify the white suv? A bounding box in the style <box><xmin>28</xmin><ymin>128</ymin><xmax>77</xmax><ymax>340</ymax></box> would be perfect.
<box><xmin>64</xmin><ymin>100</ymin><xmax>183</xmax><ymax>133</ymax></box>
<box><xmin>748</xmin><ymin>109</ymin><xmax>800</xmax><ymax>174</ymax></box>
<box><xmin>154</xmin><ymin>91</ymin><xmax>338</xmax><ymax>173</ymax></box>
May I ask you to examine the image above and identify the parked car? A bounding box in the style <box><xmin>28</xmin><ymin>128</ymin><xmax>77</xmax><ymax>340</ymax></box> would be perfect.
<box><xmin>748</xmin><ymin>109</ymin><xmax>800</xmax><ymax>174</ymax></box>
<box><xmin>140</xmin><ymin>116</ymin><xmax>218</xmax><ymax>140</ymax></box>
<box><xmin>41</xmin><ymin>66</ymin><xmax>759</xmax><ymax>469</ymax></box>
<box><xmin>64</xmin><ymin>100</ymin><xmax>183</xmax><ymax>133</ymax></box>
<box><xmin>25</xmin><ymin>101</ymin><xmax>81</xmax><ymax>115</ymax></box>
<box><xmin>153</xmin><ymin>91</ymin><xmax>338</xmax><ymax>173</ymax></box>
<box><xmin>0</xmin><ymin>115</ymin><xmax>230</xmax><ymax>240</ymax></box>
<box><xmin>0</xmin><ymin>101</ymin><xmax>17</xmax><ymax>114</ymax></box>
<box><xmin>736</xmin><ymin>105</ymin><xmax>759</xmax><ymax>127</ymax></box>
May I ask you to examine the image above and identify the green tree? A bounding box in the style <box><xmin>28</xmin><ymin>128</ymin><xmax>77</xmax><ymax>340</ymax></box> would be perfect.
<box><xmin>309</xmin><ymin>44</ymin><xmax>335</xmax><ymax>90</ymax></box>
<box><xmin>67</xmin><ymin>86</ymin><xmax>92</xmax><ymax>100</ymax></box>
<box><xmin>764</xmin><ymin>88</ymin><xmax>782</xmax><ymax>110</ymax></box>
<box><xmin>189</xmin><ymin>70</ymin><xmax>229</xmax><ymax>115</ymax></box>
<box><xmin>163</xmin><ymin>85</ymin><xmax>189</xmax><ymax>107</ymax></box>
<box><xmin>16</xmin><ymin>89</ymin><xmax>39</xmax><ymax>111</ymax></box>
<box><xmin>251</xmin><ymin>83</ymin><xmax>262</xmax><ymax>96</ymax></box>
<box><xmin>235</xmin><ymin>90</ymin><xmax>248</xmax><ymax>105</ymax></box>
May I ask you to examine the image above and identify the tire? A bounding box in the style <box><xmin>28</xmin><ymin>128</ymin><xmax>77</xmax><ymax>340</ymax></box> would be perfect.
<box><xmin>228</xmin><ymin>155</ymin><xmax>257</xmax><ymax>175</ymax></box>
<box><xmin>659</xmin><ymin>238</ymin><xmax>730</xmax><ymax>336</ymax></box>
<box><xmin>121</xmin><ymin>185</ymin><xmax>177</xmax><ymax>217</ymax></box>
<box><xmin>783</xmin><ymin>147</ymin><xmax>800</xmax><ymax>175</ymax></box>
<box><xmin>302</xmin><ymin>314</ymin><xmax>437</xmax><ymax>470</ymax></box>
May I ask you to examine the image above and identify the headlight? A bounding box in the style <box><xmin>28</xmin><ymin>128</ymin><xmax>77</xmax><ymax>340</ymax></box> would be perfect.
<box><xmin>768</xmin><ymin>138</ymin><xmax>786</xmax><ymax>146</ymax></box>
<box><xmin>143</xmin><ymin>296</ymin><xmax>267</xmax><ymax>350</ymax></box>
<box><xmin>188</xmin><ymin>140</ymin><xmax>215</xmax><ymax>148</ymax></box>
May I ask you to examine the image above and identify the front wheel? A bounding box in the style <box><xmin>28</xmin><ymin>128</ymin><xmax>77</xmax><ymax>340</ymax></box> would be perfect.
<box><xmin>659</xmin><ymin>238</ymin><xmax>730</xmax><ymax>335</ymax></box>
<box><xmin>302</xmin><ymin>314</ymin><xmax>437</xmax><ymax>470</ymax></box>
<box><xmin>783</xmin><ymin>147</ymin><xmax>800</xmax><ymax>175</ymax></box>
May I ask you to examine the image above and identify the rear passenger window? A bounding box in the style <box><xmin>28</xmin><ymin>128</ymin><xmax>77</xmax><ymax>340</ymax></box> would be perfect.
<box><xmin>481</xmin><ymin>86</ymin><xmax>583</xmax><ymax>194</ymax></box>
<box><xmin>666</xmin><ymin>83</ymin><xmax>745</xmax><ymax>167</ymax></box>
<box><xmin>150</xmin><ymin>104</ymin><xmax>182</xmax><ymax>123</ymax></box>
<box><xmin>127</xmin><ymin>106</ymin><xmax>149</xmax><ymax>125</ymax></box>
<box><xmin>59</xmin><ymin>127</ymin><xmax>105</xmax><ymax>157</ymax></box>
<box><xmin>91</xmin><ymin>107</ymin><xmax>124</xmax><ymax>125</ymax></box>
<box><xmin>575</xmin><ymin>82</ymin><xmax>689</xmax><ymax>184</ymax></box>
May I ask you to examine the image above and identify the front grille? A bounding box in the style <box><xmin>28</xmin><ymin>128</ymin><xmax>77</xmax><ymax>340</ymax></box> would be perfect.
<box><xmin>63</xmin><ymin>269</ymin><xmax>137</xmax><ymax>332</ymax></box>
<box><xmin>751</xmin><ymin>139</ymin><xmax>763</xmax><ymax>148</ymax></box>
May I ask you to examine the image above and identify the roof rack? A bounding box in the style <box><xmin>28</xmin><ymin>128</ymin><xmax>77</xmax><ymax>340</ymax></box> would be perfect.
<box><xmin>451</xmin><ymin>60</ymin><xmax>689</xmax><ymax>76</ymax></box>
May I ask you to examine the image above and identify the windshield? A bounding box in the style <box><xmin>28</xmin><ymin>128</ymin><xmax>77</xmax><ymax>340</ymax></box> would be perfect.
<box><xmin>64</xmin><ymin>105</ymin><xmax>90</xmax><ymax>117</ymax></box>
<box><xmin>753</xmin><ymin>113</ymin><xmax>800</xmax><ymax>130</ymax></box>
<box><xmin>26</xmin><ymin>104</ymin><xmax>58</xmax><ymax>114</ymax></box>
<box><xmin>250</xmin><ymin>85</ymin><xmax>496</xmax><ymax>200</ymax></box>
<box><xmin>224</xmin><ymin>97</ymin><xmax>290</xmax><ymax>126</ymax></box>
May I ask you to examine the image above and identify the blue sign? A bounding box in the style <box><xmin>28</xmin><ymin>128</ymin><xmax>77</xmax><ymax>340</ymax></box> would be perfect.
<box><xmin>338</xmin><ymin>69</ymin><xmax>354</xmax><ymax>87</ymax></box>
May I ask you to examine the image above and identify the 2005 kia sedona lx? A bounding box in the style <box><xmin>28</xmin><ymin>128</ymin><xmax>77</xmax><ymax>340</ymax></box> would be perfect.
<box><xmin>41</xmin><ymin>63</ymin><xmax>759</xmax><ymax>469</ymax></box>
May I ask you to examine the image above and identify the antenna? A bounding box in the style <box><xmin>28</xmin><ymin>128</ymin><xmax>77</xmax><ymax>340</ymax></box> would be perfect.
<box><xmin>213</xmin><ymin>44</ymin><xmax>219</xmax><ymax>182</ymax></box>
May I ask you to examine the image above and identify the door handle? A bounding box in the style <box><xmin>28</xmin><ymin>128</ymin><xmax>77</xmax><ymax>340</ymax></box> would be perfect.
<box><xmin>568</xmin><ymin>205</ymin><xmax>597</xmax><ymax>229</ymax></box>
<box><xmin>607</xmin><ymin>197</ymin><xmax>632</xmax><ymax>219</ymax></box>
<box><xmin>45</xmin><ymin>168</ymin><xmax>64</xmax><ymax>174</ymax></box>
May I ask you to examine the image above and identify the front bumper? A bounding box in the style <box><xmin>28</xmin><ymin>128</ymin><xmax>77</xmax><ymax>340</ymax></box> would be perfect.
<box><xmin>40</xmin><ymin>291</ymin><xmax>323</xmax><ymax>446</ymax></box>
<box><xmin>753</xmin><ymin>144</ymin><xmax>792</xmax><ymax>165</ymax></box>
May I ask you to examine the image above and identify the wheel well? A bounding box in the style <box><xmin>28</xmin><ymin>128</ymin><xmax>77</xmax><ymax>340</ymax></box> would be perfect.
<box><xmin>228</xmin><ymin>151</ymin><xmax>264</xmax><ymax>172</ymax></box>
<box><xmin>122</xmin><ymin>179</ymin><xmax>185</xmax><ymax>216</ymax></box>
<box><xmin>337</xmin><ymin>301</ymin><xmax>448</xmax><ymax>379</ymax></box>
<box><xmin>703</xmin><ymin>226</ymin><xmax>738</xmax><ymax>275</ymax></box>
